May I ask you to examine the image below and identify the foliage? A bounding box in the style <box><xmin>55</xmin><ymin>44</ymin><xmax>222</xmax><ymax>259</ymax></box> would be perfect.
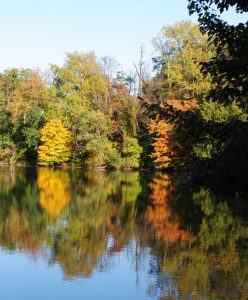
<box><xmin>0</xmin><ymin>136</ymin><xmax>16</xmax><ymax>163</ymax></box>
<box><xmin>107</xmin><ymin>148</ymin><xmax>123</xmax><ymax>169</ymax></box>
<box><xmin>144</xmin><ymin>15</ymin><xmax>248</xmax><ymax>176</ymax></box>
<box><xmin>84</xmin><ymin>136</ymin><xmax>115</xmax><ymax>167</ymax></box>
<box><xmin>188</xmin><ymin>0</ymin><xmax>248</xmax><ymax>103</ymax></box>
<box><xmin>52</xmin><ymin>52</ymin><xmax>110</xmax><ymax>111</ymax></box>
<box><xmin>149</xmin><ymin>118</ymin><xmax>173</xmax><ymax>168</ymax></box>
<box><xmin>111</xmin><ymin>81</ymin><xmax>139</xmax><ymax>138</ymax></box>
<box><xmin>152</xmin><ymin>20</ymin><xmax>213</xmax><ymax>100</ymax></box>
<box><xmin>121</xmin><ymin>137</ymin><xmax>142</xmax><ymax>168</ymax></box>
<box><xmin>70</xmin><ymin>109</ymin><xmax>114</xmax><ymax>166</ymax></box>
<box><xmin>38</xmin><ymin>119</ymin><xmax>72</xmax><ymax>166</ymax></box>
<box><xmin>0</xmin><ymin>51</ymin><xmax>142</xmax><ymax>168</ymax></box>
<box><xmin>0</xmin><ymin>16</ymin><xmax>247</xmax><ymax>174</ymax></box>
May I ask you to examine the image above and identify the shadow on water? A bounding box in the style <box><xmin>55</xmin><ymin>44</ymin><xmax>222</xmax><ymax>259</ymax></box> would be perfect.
<box><xmin>0</xmin><ymin>166</ymin><xmax>247</xmax><ymax>299</ymax></box>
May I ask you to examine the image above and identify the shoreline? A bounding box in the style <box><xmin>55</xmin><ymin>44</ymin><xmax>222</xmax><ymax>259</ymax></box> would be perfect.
<box><xmin>0</xmin><ymin>162</ymin><xmax>154</xmax><ymax>171</ymax></box>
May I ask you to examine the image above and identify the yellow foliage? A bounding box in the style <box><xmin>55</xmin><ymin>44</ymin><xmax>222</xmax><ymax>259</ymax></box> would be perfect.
<box><xmin>37</xmin><ymin>168</ymin><xmax>71</xmax><ymax>216</ymax></box>
<box><xmin>38</xmin><ymin>119</ymin><xmax>72</xmax><ymax>166</ymax></box>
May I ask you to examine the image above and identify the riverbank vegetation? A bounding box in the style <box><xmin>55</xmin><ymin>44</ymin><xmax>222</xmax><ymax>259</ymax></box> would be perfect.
<box><xmin>0</xmin><ymin>0</ymin><xmax>247</xmax><ymax>175</ymax></box>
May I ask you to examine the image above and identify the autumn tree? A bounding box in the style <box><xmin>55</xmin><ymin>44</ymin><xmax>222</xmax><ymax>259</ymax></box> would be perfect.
<box><xmin>0</xmin><ymin>69</ymin><xmax>48</xmax><ymax>125</ymax></box>
<box><xmin>149</xmin><ymin>118</ymin><xmax>173</xmax><ymax>168</ymax></box>
<box><xmin>152</xmin><ymin>20</ymin><xmax>213</xmax><ymax>100</ymax></box>
<box><xmin>38</xmin><ymin>119</ymin><xmax>72</xmax><ymax>166</ymax></box>
<box><xmin>178</xmin><ymin>0</ymin><xmax>248</xmax><ymax>175</ymax></box>
<box><xmin>0</xmin><ymin>69</ymin><xmax>50</xmax><ymax>162</ymax></box>
<box><xmin>110</xmin><ymin>81</ymin><xmax>139</xmax><ymax>139</ymax></box>
<box><xmin>51</xmin><ymin>52</ymin><xmax>110</xmax><ymax>112</ymax></box>
<box><xmin>149</xmin><ymin>100</ymin><xmax>197</xmax><ymax>168</ymax></box>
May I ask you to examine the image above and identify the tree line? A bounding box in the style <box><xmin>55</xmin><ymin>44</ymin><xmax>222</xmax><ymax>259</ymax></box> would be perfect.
<box><xmin>0</xmin><ymin>52</ymin><xmax>142</xmax><ymax>168</ymax></box>
<box><xmin>0</xmin><ymin>0</ymin><xmax>247</xmax><ymax>174</ymax></box>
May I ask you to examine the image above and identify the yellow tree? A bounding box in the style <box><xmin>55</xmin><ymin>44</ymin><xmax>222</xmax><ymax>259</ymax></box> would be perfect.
<box><xmin>38</xmin><ymin>119</ymin><xmax>72</xmax><ymax>166</ymax></box>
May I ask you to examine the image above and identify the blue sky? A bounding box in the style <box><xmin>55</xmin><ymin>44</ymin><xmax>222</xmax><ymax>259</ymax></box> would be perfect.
<box><xmin>0</xmin><ymin>0</ymin><xmax>246</xmax><ymax>72</ymax></box>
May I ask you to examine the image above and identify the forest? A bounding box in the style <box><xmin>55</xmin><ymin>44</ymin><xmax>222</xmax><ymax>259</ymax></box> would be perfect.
<box><xmin>0</xmin><ymin>0</ymin><xmax>247</xmax><ymax>178</ymax></box>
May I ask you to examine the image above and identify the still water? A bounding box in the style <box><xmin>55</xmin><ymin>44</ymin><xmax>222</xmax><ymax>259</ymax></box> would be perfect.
<box><xmin>0</xmin><ymin>167</ymin><xmax>247</xmax><ymax>299</ymax></box>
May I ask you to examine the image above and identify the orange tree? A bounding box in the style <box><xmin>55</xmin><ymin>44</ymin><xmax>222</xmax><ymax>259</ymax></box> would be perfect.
<box><xmin>38</xmin><ymin>119</ymin><xmax>72</xmax><ymax>166</ymax></box>
<box><xmin>149</xmin><ymin>118</ymin><xmax>173</xmax><ymax>168</ymax></box>
<box><xmin>149</xmin><ymin>100</ymin><xmax>197</xmax><ymax>168</ymax></box>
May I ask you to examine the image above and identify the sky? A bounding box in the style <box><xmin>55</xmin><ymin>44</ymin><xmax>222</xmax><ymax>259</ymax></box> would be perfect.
<box><xmin>0</xmin><ymin>0</ymin><xmax>246</xmax><ymax>72</ymax></box>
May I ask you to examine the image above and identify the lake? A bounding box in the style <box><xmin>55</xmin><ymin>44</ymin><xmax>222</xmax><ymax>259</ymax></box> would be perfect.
<box><xmin>0</xmin><ymin>167</ymin><xmax>247</xmax><ymax>299</ymax></box>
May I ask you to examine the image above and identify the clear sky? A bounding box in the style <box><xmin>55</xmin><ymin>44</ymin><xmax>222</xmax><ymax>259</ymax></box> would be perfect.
<box><xmin>0</xmin><ymin>0</ymin><xmax>246</xmax><ymax>72</ymax></box>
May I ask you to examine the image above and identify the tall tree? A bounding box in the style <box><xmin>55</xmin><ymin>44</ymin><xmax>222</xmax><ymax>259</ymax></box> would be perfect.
<box><xmin>188</xmin><ymin>0</ymin><xmax>248</xmax><ymax>104</ymax></box>
<box><xmin>52</xmin><ymin>52</ymin><xmax>110</xmax><ymax>112</ymax></box>
<box><xmin>152</xmin><ymin>20</ymin><xmax>213</xmax><ymax>100</ymax></box>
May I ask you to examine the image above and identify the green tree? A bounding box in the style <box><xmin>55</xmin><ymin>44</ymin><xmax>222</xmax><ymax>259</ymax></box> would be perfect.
<box><xmin>121</xmin><ymin>137</ymin><xmax>142</xmax><ymax>168</ymax></box>
<box><xmin>52</xmin><ymin>52</ymin><xmax>110</xmax><ymax>112</ymax></box>
<box><xmin>70</xmin><ymin>110</ymin><xmax>114</xmax><ymax>166</ymax></box>
<box><xmin>188</xmin><ymin>0</ymin><xmax>248</xmax><ymax>103</ymax></box>
<box><xmin>152</xmin><ymin>20</ymin><xmax>213</xmax><ymax>100</ymax></box>
<box><xmin>181</xmin><ymin>0</ymin><xmax>248</xmax><ymax>175</ymax></box>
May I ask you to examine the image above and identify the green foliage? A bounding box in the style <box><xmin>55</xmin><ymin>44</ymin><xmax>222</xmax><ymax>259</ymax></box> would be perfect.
<box><xmin>107</xmin><ymin>148</ymin><xmax>122</xmax><ymax>169</ymax></box>
<box><xmin>200</xmin><ymin>101</ymin><xmax>243</xmax><ymax>123</ymax></box>
<box><xmin>18</xmin><ymin>105</ymin><xmax>45</xmax><ymax>159</ymax></box>
<box><xmin>84</xmin><ymin>137</ymin><xmax>114</xmax><ymax>167</ymax></box>
<box><xmin>188</xmin><ymin>0</ymin><xmax>248</xmax><ymax>104</ymax></box>
<box><xmin>152</xmin><ymin>20</ymin><xmax>213</xmax><ymax>100</ymax></box>
<box><xmin>0</xmin><ymin>16</ymin><xmax>245</xmax><ymax>174</ymax></box>
<box><xmin>70</xmin><ymin>110</ymin><xmax>114</xmax><ymax>166</ymax></box>
<box><xmin>0</xmin><ymin>136</ymin><xmax>16</xmax><ymax>163</ymax></box>
<box><xmin>193</xmin><ymin>140</ymin><xmax>224</xmax><ymax>159</ymax></box>
<box><xmin>52</xmin><ymin>52</ymin><xmax>110</xmax><ymax>111</ymax></box>
<box><xmin>121</xmin><ymin>137</ymin><xmax>142</xmax><ymax>168</ymax></box>
<box><xmin>146</xmin><ymin>16</ymin><xmax>248</xmax><ymax>177</ymax></box>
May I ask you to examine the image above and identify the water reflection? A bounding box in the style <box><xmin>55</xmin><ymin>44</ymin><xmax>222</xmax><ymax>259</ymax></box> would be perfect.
<box><xmin>146</xmin><ymin>174</ymin><xmax>195</xmax><ymax>244</ymax></box>
<box><xmin>0</xmin><ymin>167</ymin><xmax>247</xmax><ymax>299</ymax></box>
<box><xmin>38</xmin><ymin>168</ymin><xmax>71</xmax><ymax>216</ymax></box>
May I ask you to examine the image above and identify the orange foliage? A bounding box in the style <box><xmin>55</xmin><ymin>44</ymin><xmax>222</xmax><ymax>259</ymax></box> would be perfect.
<box><xmin>167</xmin><ymin>99</ymin><xmax>197</xmax><ymax>111</ymax></box>
<box><xmin>146</xmin><ymin>175</ymin><xmax>195</xmax><ymax>244</ymax></box>
<box><xmin>18</xmin><ymin>72</ymin><xmax>45</xmax><ymax>98</ymax></box>
<box><xmin>149</xmin><ymin>99</ymin><xmax>197</xmax><ymax>167</ymax></box>
<box><xmin>149</xmin><ymin>118</ymin><xmax>174</xmax><ymax>167</ymax></box>
<box><xmin>37</xmin><ymin>168</ymin><xmax>71</xmax><ymax>216</ymax></box>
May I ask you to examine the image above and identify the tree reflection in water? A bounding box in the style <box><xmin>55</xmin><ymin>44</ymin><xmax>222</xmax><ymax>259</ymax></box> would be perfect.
<box><xmin>0</xmin><ymin>167</ymin><xmax>247</xmax><ymax>299</ymax></box>
<box><xmin>38</xmin><ymin>168</ymin><xmax>71</xmax><ymax>216</ymax></box>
